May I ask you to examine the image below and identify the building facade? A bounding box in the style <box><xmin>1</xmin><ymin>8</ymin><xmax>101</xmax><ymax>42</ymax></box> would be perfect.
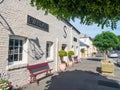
<box><xmin>80</xmin><ymin>34</ymin><xmax>96</xmax><ymax>58</ymax></box>
<box><xmin>0</xmin><ymin>0</ymin><xmax>80</xmax><ymax>87</ymax></box>
<box><xmin>70</xmin><ymin>26</ymin><xmax>80</xmax><ymax>59</ymax></box>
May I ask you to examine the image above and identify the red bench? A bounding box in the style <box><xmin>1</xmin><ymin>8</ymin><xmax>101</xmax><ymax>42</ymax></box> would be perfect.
<box><xmin>27</xmin><ymin>62</ymin><xmax>53</xmax><ymax>85</ymax></box>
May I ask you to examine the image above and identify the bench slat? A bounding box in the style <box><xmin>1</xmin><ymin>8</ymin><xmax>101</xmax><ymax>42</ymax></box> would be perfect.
<box><xmin>27</xmin><ymin>62</ymin><xmax>48</xmax><ymax>70</ymax></box>
<box><xmin>30</xmin><ymin>69</ymin><xmax>51</xmax><ymax>76</ymax></box>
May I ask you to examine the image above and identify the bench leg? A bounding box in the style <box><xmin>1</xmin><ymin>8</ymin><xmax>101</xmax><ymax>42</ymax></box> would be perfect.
<box><xmin>35</xmin><ymin>77</ymin><xmax>39</xmax><ymax>86</ymax></box>
<box><xmin>46</xmin><ymin>70</ymin><xmax>53</xmax><ymax>76</ymax></box>
<box><xmin>30</xmin><ymin>76</ymin><xmax>33</xmax><ymax>83</ymax></box>
<box><xmin>30</xmin><ymin>76</ymin><xmax>39</xmax><ymax>86</ymax></box>
<box><xmin>34</xmin><ymin>76</ymin><xmax>39</xmax><ymax>86</ymax></box>
<box><xmin>49</xmin><ymin>70</ymin><xmax>53</xmax><ymax>75</ymax></box>
<box><xmin>46</xmin><ymin>71</ymin><xmax>49</xmax><ymax>77</ymax></box>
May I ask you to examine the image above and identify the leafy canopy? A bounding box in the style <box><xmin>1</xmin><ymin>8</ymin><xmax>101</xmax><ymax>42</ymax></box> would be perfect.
<box><xmin>117</xmin><ymin>36</ymin><xmax>120</xmax><ymax>49</ymax></box>
<box><xmin>31</xmin><ymin>0</ymin><xmax>120</xmax><ymax>30</ymax></box>
<box><xmin>93</xmin><ymin>31</ymin><xmax>120</xmax><ymax>51</ymax></box>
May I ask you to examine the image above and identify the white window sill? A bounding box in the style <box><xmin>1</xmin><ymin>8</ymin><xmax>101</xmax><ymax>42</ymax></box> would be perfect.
<box><xmin>6</xmin><ymin>63</ymin><xmax>28</xmax><ymax>71</ymax></box>
<box><xmin>46</xmin><ymin>57</ymin><xmax>54</xmax><ymax>62</ymax></box>
<box><xmin>46</xmin><ymin>57</ymin><xmax>53</xmax><ymax>61</ymax></box>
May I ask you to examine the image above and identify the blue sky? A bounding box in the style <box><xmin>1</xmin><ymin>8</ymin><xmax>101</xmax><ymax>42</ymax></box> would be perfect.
<box><xmin>70</xmin><ymin>18</ymin><xmax>120</xmax><ymax>38</ymax></box>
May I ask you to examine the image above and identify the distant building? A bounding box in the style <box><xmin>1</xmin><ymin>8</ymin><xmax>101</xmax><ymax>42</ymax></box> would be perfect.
<box><xmin>80</xmin><ymin>34</ymin><xmax>97</xmax><ymax>58</ymax></box>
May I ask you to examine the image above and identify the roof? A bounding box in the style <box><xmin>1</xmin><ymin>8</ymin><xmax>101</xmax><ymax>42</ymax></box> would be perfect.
<box><xmin>80</xmin><ymin>34</ymin><xmax>93</xmax><ymax>40</ymax></box>
<box><xmin>80</xmin><ymin>41</ymin><xmax>89</xmax><ymax>47</ymax></box>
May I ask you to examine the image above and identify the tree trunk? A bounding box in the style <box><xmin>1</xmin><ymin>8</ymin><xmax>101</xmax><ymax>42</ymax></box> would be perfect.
<box><xmin>104</xmin><ymin>50</ymin><xmax>108</xmax><ymax>60</ymax></box>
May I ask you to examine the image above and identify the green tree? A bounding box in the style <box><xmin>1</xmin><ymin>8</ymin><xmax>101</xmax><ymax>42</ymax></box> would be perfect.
<box><xmin>93</xmin><ymin>31</ymin><xmax>119</xmax><ymax>51</ymax></box>
<box><xmin>31</xmin><ymin>0</ymin><xmax>120</xmax><ymax>30</ymax></box>
<box><xmin>118</xmin><ymin>36</ymin><xmax>120</xmax><ymax>41</ymax></box>
<box><xmin>117</xmin><ymin>36</ymin><xmax>120</xmax><ymax>50</ymax></box>
<box><xmin>93</xmin><ymin>31</ymin><xmax>120</xmax><ymax>59</ymax></box>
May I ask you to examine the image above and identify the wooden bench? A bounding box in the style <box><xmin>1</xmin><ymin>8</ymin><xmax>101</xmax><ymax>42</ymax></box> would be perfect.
<box><xmin>27</xmin><ymin>62</ymin><xmax>53</xmax><ymax>85</ymax></box>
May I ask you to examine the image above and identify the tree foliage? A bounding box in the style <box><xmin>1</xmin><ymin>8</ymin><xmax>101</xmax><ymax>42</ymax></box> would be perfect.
<box><xmin>31</xmin><ymin>0</ymin><xmax>120</xmax><ymax>30</ymax></box>
<box><xmin>93</xmin><ymin>31</ymin><xmax>120</xmax><ymax>51</ymax></box>
<box><xmin>118</xmin><ymin>36</ymin><xmax>120</xmax><ymax>41</ymax></box>
<box><xmin>117</xmin><ymin>36</ymin><xmax>120</xmax><ymax>49</ymax></box>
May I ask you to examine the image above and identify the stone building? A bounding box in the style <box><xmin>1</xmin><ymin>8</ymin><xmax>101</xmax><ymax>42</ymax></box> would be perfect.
<box><xmin>0</xmin><ymin>0</ymin><xmax>80</xmax><ymax>87</ymax></box>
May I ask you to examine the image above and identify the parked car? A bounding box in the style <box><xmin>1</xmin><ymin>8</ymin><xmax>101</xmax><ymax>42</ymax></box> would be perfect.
<box><xmin>117</xmin><ymin>59</ymin><xmax>120</xmax><ymax>67</ymax></box>
<box><xmin>115</xmin><ymin>50</ymin><xmax>120</xmax><ymax>56</ymax></box>
<box><xmin>108</xmin><ymin>51</ymin><xmax>118</xmax><ymax>58</ymax></box>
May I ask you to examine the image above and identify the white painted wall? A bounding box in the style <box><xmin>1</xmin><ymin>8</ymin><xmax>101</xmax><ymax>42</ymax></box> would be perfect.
<box><xmin>0</xmin><ymin>0</ymin><xmax>75</xmax><ymax>87</ymax></box>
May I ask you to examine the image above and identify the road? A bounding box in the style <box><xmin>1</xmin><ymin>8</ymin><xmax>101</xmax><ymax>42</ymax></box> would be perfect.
<box><xmin>86</xmin><ymin>55</ymin><xmax>120</xmax><ymax>67</ymax></box>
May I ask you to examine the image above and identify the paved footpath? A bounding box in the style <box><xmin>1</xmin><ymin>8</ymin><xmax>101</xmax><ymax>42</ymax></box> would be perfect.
<box><xmin>22</xmin><ymin>59</ymin><xmax>120</xmax><ymax>90</ymax></box>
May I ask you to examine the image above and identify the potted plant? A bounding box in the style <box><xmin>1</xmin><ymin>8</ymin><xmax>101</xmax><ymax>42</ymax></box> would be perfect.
<box><xmin>81</xmin><ymin>48</ymin><xmax>85</xmax><ymax>53</ymax></box>
<box><xmin>58</xmin><ymin>50</ymin><xmax>67</xmax><ymax>63</ymax></box>
<box><xmin>0</xmin><ymin>79</ymin><xmax>12</xmax><ymax>90</ymax></box>
<box><xmin>58</xmin><ymin>50</ymin><xmax>67</xmax><ymax>71</ymax></box>
<box><xmin>81</xmin><ymin>48</ymin><xmax>85</xmax><ymax>57</ymax></box>
<box><xmin>68</xmin><ymin>50</ymin><xmax>75</xmax><ymax>67</ymax></box>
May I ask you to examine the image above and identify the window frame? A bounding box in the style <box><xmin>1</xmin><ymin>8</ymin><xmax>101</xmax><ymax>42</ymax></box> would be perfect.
<box><xmin>8</xmin><ymin>36</ymin><xmax>27</xmax><ymax>65</ymax></box>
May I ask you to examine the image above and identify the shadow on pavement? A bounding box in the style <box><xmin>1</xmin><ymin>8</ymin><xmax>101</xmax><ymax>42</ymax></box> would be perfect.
<box><xmin>87</xmin><ymin>57</ymin><xmax>104</xmax><ymax>61</ymax></box>
<box><xmin>96</xmin><ymin>67</ymin><xmax>102</xmax><ymax>73</ymax></box>
<box><xmin>45</xmin><ymin>70</ymin><xmax>120</xmax><ymax>90</ymax></box>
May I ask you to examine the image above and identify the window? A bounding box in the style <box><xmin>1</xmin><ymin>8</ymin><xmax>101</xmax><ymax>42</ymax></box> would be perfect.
<box><xmin>8</xmin><ymin>36</ymin><xmax>26</xmax><ymax>65</ymax></box>
<box><xmin>46</xmin><ymin>41</ymin><xmax>54</xmax><ymax>60</ymax></box>
<box><xmin>73</xmin><ymin>37</ymin><xmax>77</xmax><ymax>42</ymax></box>
<box><xmin>62</xmin><ymin>44</ymin><xmax>67</xmax><ymax>50</ymax></box>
